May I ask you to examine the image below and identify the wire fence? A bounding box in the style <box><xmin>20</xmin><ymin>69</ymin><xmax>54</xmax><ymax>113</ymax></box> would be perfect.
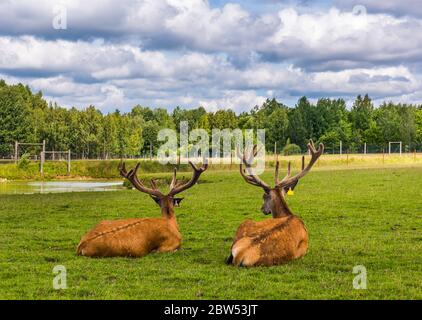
<box><xmin>1</xmin><ymin>141</ymin><xmax>422</xmax><ymax>162</ymax></box>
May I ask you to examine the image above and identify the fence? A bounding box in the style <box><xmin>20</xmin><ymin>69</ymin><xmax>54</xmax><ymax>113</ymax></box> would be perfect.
<box><xmin>1</xmin><ymin>141</ymin><xmax>422</xmax><ymax>162</ymax></box>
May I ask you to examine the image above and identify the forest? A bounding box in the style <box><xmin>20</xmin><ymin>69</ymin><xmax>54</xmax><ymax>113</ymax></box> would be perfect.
<box><xmin>1</xmin><ymin>79</ymin><xmax>422</xmax><ymax>159</ymax></box>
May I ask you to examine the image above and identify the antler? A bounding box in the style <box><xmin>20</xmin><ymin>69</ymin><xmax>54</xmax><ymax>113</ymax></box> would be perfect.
<box><xmin>119</xmin><ymin>162</ymin><xmax>164</xmax><ymax>198</ymax></box>
<box><xmin>276</xmin><ymin>140</ymin><xmax>324</xmax><ymax>191</ymax></box>
<box><xmin>168</xmin><ymin>161</ymin><xmax>208</xmax><ymax>196</ymax></box>
<box><xmin>237</xmin><ymin>145</ymin><xmax>271</xmax><ymax>192</ymax></box>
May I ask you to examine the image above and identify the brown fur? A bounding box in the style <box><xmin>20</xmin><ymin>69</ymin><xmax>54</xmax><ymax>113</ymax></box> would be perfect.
<box><xmin>77</xmin><ymin>197</ymin><xmax>181</xmax><ymax>258</ymax></box>
<box><xmin>230</xmin><ymin>193</ymin><xmax>309</xmax><ymax>267</ymax></box>
<box><xmin>229</xmin><ymin>141</ymin><xmax>323</xmax><ymax>267</ymax></box>
<box><xmin>77</xmin><ymin>161</ymin><xmax>208</xmax><ymax>258</ymax></box>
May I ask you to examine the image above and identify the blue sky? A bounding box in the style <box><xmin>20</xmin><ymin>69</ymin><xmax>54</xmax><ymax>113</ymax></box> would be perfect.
<box><xmin>0</xmin><ymin>0</ymin><xmax>421</xmax><ymax>113</ymax></box>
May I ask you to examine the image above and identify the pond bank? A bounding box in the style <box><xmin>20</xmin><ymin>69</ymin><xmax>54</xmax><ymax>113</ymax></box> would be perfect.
<box><xmin>0</xmin><ymin>180</ymin><xmax>124</xmax><ymax>195</ymax></box>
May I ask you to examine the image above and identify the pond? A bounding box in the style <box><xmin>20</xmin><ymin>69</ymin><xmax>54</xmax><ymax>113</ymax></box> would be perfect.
<box><xmin>0</xmin><ymin>180</ymin><xmax>124</xmax><ymax>195</ymax></box>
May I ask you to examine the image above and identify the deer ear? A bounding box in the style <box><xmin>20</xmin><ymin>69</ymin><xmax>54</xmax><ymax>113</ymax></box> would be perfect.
<box><xmin>150</xmin><ymin>195</ymin><xmax>161</xmax><ymax>205</ymax></box>
<box><xmin>173</xmin><ymin>198</ymin><xmax>184</xmax><ymax>207</ymax></box>
<box><xmin>283</xmin><ymin>179</ymin><xmax>299</xmax><ymax>193</ymax></box>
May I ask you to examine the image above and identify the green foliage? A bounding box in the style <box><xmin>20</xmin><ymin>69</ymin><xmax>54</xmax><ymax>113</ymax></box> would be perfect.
<box><xmin>1</xmin><ymin>79</ymin><xmax>422</xmax><ymax>160</ymax></box>
<box><xmin>282</xmin><ymin>143</ymin><xmax>302</xmax><ymax>155</ymax></box>
<box><xmin>0</xmin><ymin>83</ymin><xmax>32</xmax><ymax>155</ymax></box>
<box><xmin>416</xmin><ymin>108</ymin><xmax>422</xmax><ymax>143</ymax></box>
<box><xmin>1</xmin><ymin>167</ymin><xmax>422</xmax><ymax>299</ymax></box>
<box><xmin>282</xmin><ymin>139</ymin><xmax>302</xmax><ymax>155</ymax></box>
<box><xmin>16</xmin><ymin>153</ymin><xmax>31</xmax><ymax>169</ymax></box>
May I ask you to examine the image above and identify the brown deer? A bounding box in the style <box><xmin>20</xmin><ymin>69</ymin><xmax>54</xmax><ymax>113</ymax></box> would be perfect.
<box><xmin>226</xmin><ymin>140</ymin><xmax>324</xmax><ymax>267</ymax></box>
<box><xmin>77</xmin><ymin>161</ymin><xmax>208</xmax><ymax>258</ymax></box>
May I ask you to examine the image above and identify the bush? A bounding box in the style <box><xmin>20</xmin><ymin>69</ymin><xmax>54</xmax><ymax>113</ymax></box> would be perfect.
<box><xmin>17</xmin><ymin>153</ymin><xmax>31</xmax><ymax>169</ymax></box>
<box><xmin>282</xmin><ymin>143</ymin><xmax>302</xmax><ymax>156</ymax></box>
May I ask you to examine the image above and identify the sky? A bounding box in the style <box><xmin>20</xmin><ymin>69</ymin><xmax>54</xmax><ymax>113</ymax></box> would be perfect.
<box><xmin>0</xmin><ymin>0</ymin><xmax>421</xmax><ymax>113</ymax></box>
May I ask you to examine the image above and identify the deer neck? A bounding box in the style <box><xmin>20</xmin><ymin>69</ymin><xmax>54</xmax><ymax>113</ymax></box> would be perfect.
<box><xmin>160</xmin><ymin>206</ymin><xmax>179</xmax><ymax>231</ymax></box>
<box><xmin>272</xmin><ymin>190</ymin><xmax>294</xmax><ymax>219</ymax></box>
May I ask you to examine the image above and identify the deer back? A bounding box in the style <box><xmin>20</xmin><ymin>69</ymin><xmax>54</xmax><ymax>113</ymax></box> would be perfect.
<box><xmin>231</xmin><ymin>215</ymin><xmax>308</xmax><ymax>266</ymax></box>
<box><xmin>77</xmin><ymin>217</ymin><xmax>181</xmax><ymax>257</ymax></box>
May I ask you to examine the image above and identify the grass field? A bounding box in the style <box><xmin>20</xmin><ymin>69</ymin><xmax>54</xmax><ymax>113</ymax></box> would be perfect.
<box><xmin>1</xmin><ymin>165</ymin><xmax>422</xmax><ymax>299</ymax></box>
<box><xmin>1</xmin><ymin>153</ymin><xmax>422</xmax><ymax>180</ymax></box>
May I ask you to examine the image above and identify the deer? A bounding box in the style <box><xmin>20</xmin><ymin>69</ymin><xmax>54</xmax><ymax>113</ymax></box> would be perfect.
<box><xmin>226</xmin><ymin>140</ymin><xmax>324</xmax><ymax>267</ymax></box>
<box><xmin>76</xmin><ymin>161</ymin><xmax>208</xmax><ymax>258</ymax></box>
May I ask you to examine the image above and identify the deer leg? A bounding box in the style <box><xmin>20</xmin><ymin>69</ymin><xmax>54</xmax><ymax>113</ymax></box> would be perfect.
<box><xmin>294</xmin><ymin>238</ymin><xmax>309</xmax><ymax>260</ymax></box>
<box><xmin>156</xmin><ymin>238</ymin><xmax>181</xmax><ymax>253</ymax></box>
<box><xmin>231</xmin><ymin>238</ymin><xmax>261</xmax><ymax>267</ymax></box>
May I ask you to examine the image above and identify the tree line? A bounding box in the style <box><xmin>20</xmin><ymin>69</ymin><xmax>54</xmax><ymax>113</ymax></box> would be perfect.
<box><xmin>1</xmin><ymin>79</ymin><xmax>421</xmax><ymax>159</ymax></box>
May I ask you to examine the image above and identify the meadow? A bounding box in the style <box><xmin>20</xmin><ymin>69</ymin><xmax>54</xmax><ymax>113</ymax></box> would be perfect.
<box><xmin>0</xmin><ymin>164</ymin><xmax>422</xmax><ymax>299</ymax></box>
<box><xmin>1</xmin><ymin>152</ymin><xmax>422</xmax><ymax>180</ymax></box>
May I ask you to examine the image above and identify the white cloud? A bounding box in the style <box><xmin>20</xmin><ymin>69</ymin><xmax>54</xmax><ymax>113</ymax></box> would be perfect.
<box><xmin>0</xmin><ymin>1</ymin><xmax>422</xmax><ymax>112</ymax></box>
<box><xmin>199</xmin><ymin>90</ymin><xmax>267</xmax><ymax>112</ymax></box>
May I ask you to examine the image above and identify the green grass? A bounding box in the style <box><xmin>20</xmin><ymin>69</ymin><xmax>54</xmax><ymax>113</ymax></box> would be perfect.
<box><xmin>1</xmin><ymin>153</ymin><xmax>422</xmax><ymax>180</ymax></box>
<box><xmin>0</xmin><ymin>167</ymin><xmax>422</xmax><ymax>299</ymax></box>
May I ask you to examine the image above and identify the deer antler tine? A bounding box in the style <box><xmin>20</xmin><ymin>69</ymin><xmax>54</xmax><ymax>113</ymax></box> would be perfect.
<box><xmin>119</xmin><ymin>161</ymin><xmax>126</xmax><ymax>176</ymax></box>
<box><xmin>169</xmin><ymin>160</ymin><xmax>208</xmax><ymax>196</ymax></box>
<box><xmin>119</xmin><ymin>162</ymin><xmax>163</xmax><ymax>197</ymax></box>
<box><xmin>237</xmin><ymin>144</ymin><xmax>271</xmax><ymax>191</ymax></box>
<box><xmin>150</xmin><ymin>179</ymin><xmax>158</xmax><ymax>189</ymax></box>
<box><xmin>276</xmin><ymin>142</ymin><xmax>324</xmax><ymax>190</ymax></box>
<box><xmin>188</xmin><ymin>161</ymin><xmax>199</xmax><ymax>172</ymax></box>
<box><xmin>202</xmin><ymin>157</ymin><xmax>209</xmax><ymax>170</ymax></box>
<box><xmin>132</xmin><ymin>162</ymin><xmax>141</xmax><ymax>175</ymax></box>
<box><xmin>252</xmin><ymin>145</ymin><xmax>258</xmax><ymax>157</ymax></box>
<box><xmin>127</xmin><ymin>163</ymin><xmax>140</xmax><ymax>179</ymax></box>
<box><xmin>309</xmin><ymin>139</ymin><xmax>318</xmax><ymax>153</ymax></box>
<box><xmin>275</xmin><ymin>160</ymin><xmax>280</xmax><ymax>185</ymax></box>
<box><xmin>170</xmin><ymin>167</ymin><xmax>177</xmax><ymax>190</ymax></box>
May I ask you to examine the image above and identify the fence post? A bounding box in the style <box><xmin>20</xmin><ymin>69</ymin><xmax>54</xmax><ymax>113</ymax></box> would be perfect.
<box><xmin>14</xmin><ymin>141</ymin><xmax>18</xmax><ymax>164</ymax></box>
<box><xmin>40</xmin><ymin>151</ymin><xmax>45</xmax><ymax>174</ymax></box>
<box><xmin>364</xmin><ymin>142</ymin><xmax>367</xmax><ymax>155</ymax></box>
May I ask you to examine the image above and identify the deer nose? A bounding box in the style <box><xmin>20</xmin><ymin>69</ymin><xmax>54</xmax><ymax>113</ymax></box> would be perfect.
<box><xmin>261</xmin><ymin>207</ymin><xmax>271</xmax><ymax>215</ymax></box>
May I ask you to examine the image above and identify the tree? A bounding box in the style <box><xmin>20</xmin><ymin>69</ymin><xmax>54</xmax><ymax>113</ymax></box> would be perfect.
<box><xmin>209</xmin><ymin>109</ymin><xmax>238</xmax><ymax>129</ymax></box>
<box><xmin>350</xmin><ymin>94</ymin><xmax>374</xmax><ymax>146</ymax></box>
<box><xmin>416</xmin><ymin>108</ymin><xmax>422</xmax><ymax>145</ymax></box>
<box><xmin>0</xmin><ymin>83</ymin><xmax>32</xmax><ymax>156</ymax></box>
<box><xmin>266</xmin><ymin>107</ymin><xmax>289</xmax><ymax>151</ymax></box>
<box><xmin>2</xmin><ymin>78</ymin><xmax>422</xmax><ymax>159</ymax></box>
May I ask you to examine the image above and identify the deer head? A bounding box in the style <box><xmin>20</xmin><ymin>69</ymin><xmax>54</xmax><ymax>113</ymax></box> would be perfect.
<box><xmin>238</xmin><ymin>140</ymin><xmax>324</xmax><ymax>218</ymax></box>
<box><xmin>119</xmin><ymin>161</ymin><xmax>208</xmax><ymax>219</ymax></box>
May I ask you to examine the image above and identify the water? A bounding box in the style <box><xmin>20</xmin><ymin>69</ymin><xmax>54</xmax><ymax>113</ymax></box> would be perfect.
<box><xmin>0</xmin><ymin>180</ymin><xmax>124</xmax><ymax>195</ymax></box>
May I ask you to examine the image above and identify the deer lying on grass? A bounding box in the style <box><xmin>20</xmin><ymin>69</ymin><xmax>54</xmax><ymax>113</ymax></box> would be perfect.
<box><xmin>77</xmin><ymin>161</ymin><xmax>208</xmax><ymax>258</ymax></box>
<box><xmin>226</xmin><ymin>140</ymin><xmax>324</xmax><ymax>267</ymax></box>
